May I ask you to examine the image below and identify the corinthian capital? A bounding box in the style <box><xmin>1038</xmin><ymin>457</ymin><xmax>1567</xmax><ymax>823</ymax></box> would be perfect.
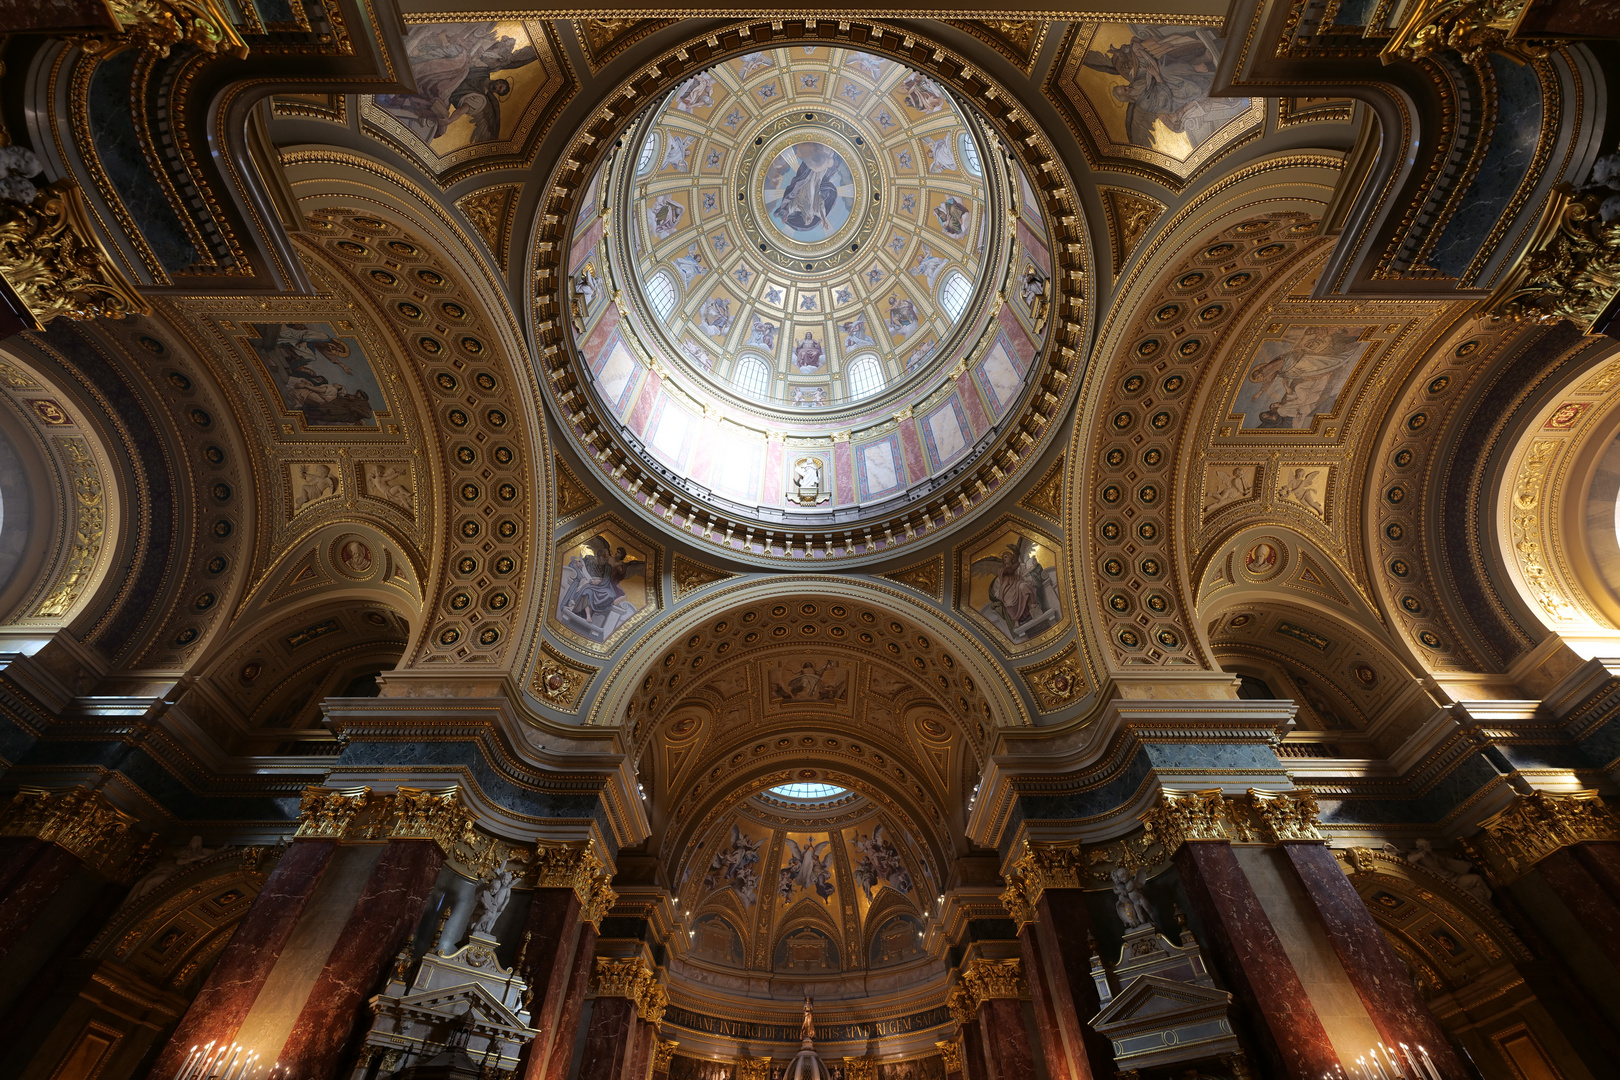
<box><xmin>0</xmin><ymin>181</ymin><xmax>150</xmax><ymax>328</ymax></box>
<box><xmin>0</xmin><ymin>785</ymin><xmax>156</xmax><ymax>882</ymax></box>
<box><xmin>103</xmin><ymin>0</ymin><xmax>248</xmax><ymax>57</ymax></box>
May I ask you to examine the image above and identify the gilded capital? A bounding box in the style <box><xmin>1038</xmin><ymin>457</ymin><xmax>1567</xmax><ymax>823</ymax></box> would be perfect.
<box><xmin>959</xmin><ymin>957</ymin><xmax>1027</xmax><ymax>1010</ymax></box>
<box><xmin>653</xmin><ymin>1040</ymin><xmax>680</xmax><ymax>1073</ymax></box>
<box><xmin>1247</xmin><ymin>789</ymin><xmax>1323</xmax><ymax>843</ymax></box>
<box><xmin>582</xmin><ymin>872</ymin><xmax>618</xmax><ymax>929</ymax></box>
<box><xmin>1000</xmin><ymin>839</ymin><xmax>1081</xmax><ymax>927</ymax></box>
<box><xmin>935</xmin><ymin>1039</ymin><xmax>963</xmax><ymax>1074</ymax></box>
<box><xmin>1488</xmin><ymin>185</ymin><xmax>1620</xmax><ymax>332</ymax></box>
<box><xmin>1380</xmin><ymin>0</ymin><xmax>1542</xmax><ymax>65</ymax></box>
<box><xmin>532</xmin><ymin>841</ymin><xmax>604</xmax><ymax>898</ymax></box>
<box><xmin>0</xmin><ymin>181</ymin><xmax>150</xmax><ymax>328</ymax></box>
<box><xmin>590</xmin><ymin>956</ymin><xmax>650</xmax><ymax>999</ymax></box>
<box><xmin>295</xmin><ymin>786</ymin><xmax>371</xmax><ymax>839</ymax></box>
<box><xmin>1140</xmin><ymin>789</ymin><xmax>1234</xmax><ymax>852</ymax></box>
<box><xmin>103</xmin><ymin>0</ymin><xmax>248</xmax><ymax>57</ymax></box>
<box><xmin>387</xmin><ymin>787</ymin><xmax>476</xmax><ymax>854</ymax></box>
<box><xmin>1472</xmin><ymin>789</ymin><xmax>1620</xmax><ymax>882</ymax></box>
<box><xmin>0</xmin><ymin>785</ymin><xmax>155</xmax><ymax>883</ymax></box>
<box><xmin>946</xmin><ymin>983</ymin><xmax>975</xmax><ymax>1027</ymax></box>
<box><xmin>637</xmin><ymin>979</ymin><xmax>669</xmax><ymax>1024</ymax></box>
<box><xmin>843</xmin><ymin>1058</ymin><xmax>877</xmax><ymax>1080</ymax></box>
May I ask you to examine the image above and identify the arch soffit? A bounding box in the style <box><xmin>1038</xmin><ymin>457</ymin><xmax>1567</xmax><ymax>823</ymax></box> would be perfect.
<box><xmin>1066</xmin><ymin>156</ymin><xmax>1342</xmax><ymax>673</ymax></box>
<box><xmin>524</xmin><ymin>19</ymin><xmax>1096</xmax><ymax>572</ymax></box>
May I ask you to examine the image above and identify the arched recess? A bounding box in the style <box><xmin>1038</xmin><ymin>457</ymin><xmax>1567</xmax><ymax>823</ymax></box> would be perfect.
<box><xmin>6</xmin><ymin>847</ymin><xmax>272</xmax><ymax>1080</ymax></box>
<box><xmin>1066</xmin><ymin>158</ymin><xmax>1345</xmax><ymax>676</ymax></box>
<box><xmin>267</xmin><ymin>157</ymin><xmax>552</xmax><ymax>674</ymax></box>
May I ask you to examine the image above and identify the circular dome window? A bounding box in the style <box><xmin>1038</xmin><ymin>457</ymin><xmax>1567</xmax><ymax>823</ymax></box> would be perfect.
<box><xmin>562</xmin><ymin>44</ymin><xmax>1064</xmax><ymax>539</ymax></box>
<box><xmin>769</xmin><ymin>783</ymin><xmax>848</xmax><ymax>800</ymax></box>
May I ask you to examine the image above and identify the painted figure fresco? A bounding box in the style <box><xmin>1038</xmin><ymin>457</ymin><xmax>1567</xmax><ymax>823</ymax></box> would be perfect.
<box><xmin>767</xmin><ymin>660</ymin><xmax>848</xmax><ymax>704</ymax></box>
<box><xmin>850</xmin><ymin>824</ymin><xmax>913</xmax><ymax>899</ymax></box>
<box><xmin>702</xmin><ymin>823</ymin><xmax>765</xmax><ymax>906</ymax></box>
<box><xmin>1072</xmin><ymin>23</ymin><xmax>1253</xmax><ymax>160</ymax></box>
<box><xmin>1232</xmin><ymin>325</ymin><xmax>1372</xmax><ymax>429</ymax></box>
<box><xmin>249</xmin><ymin>323</ymin><xmax>386</xmax><ymax>426</ymax></box>
<box><xmin>764</xmin><ymin>142</ymin><xmax>855</xmax><ymax>241</ymax></box>
<box><xmin>933</xmin><ymin>196</ymin><xmax>971</xmax><ymax>240</ymax></box>
<box><xmin>556</xmin><ymin>532</ymin><xmax>647</xmax><ymax>642</ymax></box>
<box><xmin>375</xmin><ymin>22</ymin><xmax>540</xmax><ymax>149</ymax></box>
<box><xmin>778</xmin><ymin>836</ymin><xmax>835</xmax><ymax>901</ymax></box>
<box><xmin>792</xmin><ymin>331</ymin><xmax>826</xmax><ymax>373</ymax></box>
<box><xmin>968</xmin><ymin>532</ymin><xmax>1063</xmax><ymax>644</ymax></box>
<box><xmin>649</xmin><ymin>194</ymin><xmax>685</xmax><ymax>239</ymax></box>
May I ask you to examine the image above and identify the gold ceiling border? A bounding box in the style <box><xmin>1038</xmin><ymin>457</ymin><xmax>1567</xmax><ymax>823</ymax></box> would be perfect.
<box><xmin>554</xmin><ymin>453</ymin><xmax>600</xmax><ymax>520</ymax></box>
<box><xmin>944</xmin><ymin>19</ymin><xmax>1050</xmax><ymax>75</ymax></box>
<box><xmin>1017</xmin><ymin>454</ymin><xmax>1064</xmax><ymax>523</ymax></box>
<box><xmin>673</xmin><ymin>554</ymin><xmax>739</xmax><ymax>599</ymax></box>
<box><xmin>1097</xmin><ymin>186</ymin><xmax>1165</xmax><ymax>278</ymax></box>
<box><xmin>877</xmin><ymin>556</ymin><xmax>945</xmax><ymax>602</ymax></box>
<box><xmin>532</xmin><ymin>640</ymin><xmax>601</xmax><ymax>711</ymax></box>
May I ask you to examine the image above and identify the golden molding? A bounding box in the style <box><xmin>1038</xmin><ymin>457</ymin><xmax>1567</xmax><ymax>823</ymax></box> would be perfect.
<box><xmin>1015</xmin><ymin>641</ymin><xmax>1086</xmax><ymax>714</ymax></box>
<box><xmin>1018</xmin><ymin>455</ymin><xmax>1064</xmax><ymax>523</ymax></box>
<box><xmin>673</xmin><ymin>554</ymin><xmax>739</xmax><ymax>599</ymax></box>
<box><xmin>532</xmin><ymin>640</ymin><xmax>600</xmax><ymax>711</ymax></box>
<box><xmin>1097</xmin><ymin>187</ymin><xmax>1165</xmax><ymax>277</ymax></box>
<box><xmin>554</xmin><ymin>454</ymin><xmax>600</xmax><ymax>520</ymax></box>
<box><xmin>0</xmin><ymin>182</ymin><xmax>150</xmax><ymax>328</ymax></box>
<box><xmin>877</xmin><ymin>555</ymin><xmax>945</xmax><ymax>602</ymax></box>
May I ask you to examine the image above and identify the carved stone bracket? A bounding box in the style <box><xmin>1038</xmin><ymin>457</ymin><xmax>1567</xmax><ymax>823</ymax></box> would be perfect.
<box><xmin>0</xmin><ymin>784</ymin><xmax>156</xmax><ymax>883</ymax></box>
<box><xmin>958</xmin><ymin>957</ymin><xmax>1028</xmax><ymax>1011</ymax></box>
<box><xmin>1471</xmin><ymin>789</ymin><xmax>1620</xmax><ymax>883</ymax></box>
<box><xmin>1381</xmin><ymin>0</ymin><xmax>1544</xmax><ymax>65</ymax></box>
<box><xmin>95</xmin><ymin>0</ymin><xmax>248</xmax><ymax>57</ymax></box>
<box><xmin>1488</xmin><ymin>184</ymin><xmax>1620</xmax><ymax>331</ymax></box>
<box><xmin>0</xmin><ymin>181</ymin><xmax>150</xmax><ymax>328</ymax></box>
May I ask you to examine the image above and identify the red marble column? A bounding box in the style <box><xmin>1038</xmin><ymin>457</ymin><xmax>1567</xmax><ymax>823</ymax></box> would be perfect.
<box><xmin>1570</xmin><ymin>842</ymin><xmax>1620</xmax><ymax>905</ymax></box>
<box><xmin>621</xmin><ymin>1014</ymin><xmax>654</xmax><ymax>1080</ymax></box>
<box><xmin>1281</xmin><ymin>843</ymin><xmax>1469</xmax><ymax>1079</ymax></box>
<box><xmin>959</xmin><ymin>1018</ymin><xmax>989</xmax><ymax>1080</ymax></box>
<box><xmin>1173</xmin><ymin>840</ymin><xmax>1340</xmax><ymax>1079</ymax></box>
<box><xmin>976</xmin><ymin>998</ymin><xmax>1037</xmax><ymax>1080</ymax></box>
<box><xmin>517</xmin><ymin>888</ymin><xmax>583</xmax><ymax>1080</ymax></box>
<box><xmin>0</xmin><ymin>842</ymin><xmax>83</xmax><ymax>964</ymax></box>
<box><xmin>1018</xmin><ymin>925</ymin><xmax>1073</xmax><ymax>1080</ymax></box>
<box><xmin>1533</xmin><ymin>846</ymin><xmax>1620</xmax><ymax>971</ymax></box>
<box><xmin>1032</xmin><ymin>889</ymin><xmax>1113</xmax><ymax>1076</ymax></box>
<box><xmin>575</xmin><ymin>996</ymin><xmax>638</xmax><ymax>1080</ymax></box>
<box><xmin>544</xmin><ymin>922</ymin><xmax>600</xmax><ymax>1080</ymax></box>
<box><xmin>147</xmin><ymin>838</ymin><xmax>338</xmax><ymax>1080</ymax></box>
<box><xmin>276</xmin><ymin>839</ymin><xmax>444</xmax><ymax>1079</ymax></box>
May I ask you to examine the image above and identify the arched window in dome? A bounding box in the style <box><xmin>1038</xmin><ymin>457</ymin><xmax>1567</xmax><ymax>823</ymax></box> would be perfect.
<box><xmin>959</xmin><ymin>131</ymin><xmax>982</xmax><ymax>177</ymax></box>
<box><xmin>940</xmin><ymin>270</ymin><xmax>973</xmax><ymax>321</ymax></box>
<box><xmin>733</xmin><ymin>355</ymin><xmax>770</xmax><ymax>397</ymax></box>
<box><xmin>636</xmin><ymin>131</ymin><xmax>658</xmax><ymax>175</ymax></box>
<box><xmin>847</xmin><ymin>355</ymin><xmax>884</xmax><ymax>399</ymax></box>
<box><xmin>646</xmin><ymin>271</ymin><xmax>677</xmax><ymax>319</ymax></box>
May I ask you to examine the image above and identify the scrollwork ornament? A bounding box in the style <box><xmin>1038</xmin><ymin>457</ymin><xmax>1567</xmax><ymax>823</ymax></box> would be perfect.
<box><xmin>1246</xmin><ymin>789</ymin><xmax>1324</xmax><ymax>843</ymax></box>
<box><xmin>653</xmin><ymin>1040</ymin><xmax>680</xmax><ymax>1073</ymax></box>
<box><xmin>581</xmin><ymin>872</ymin><xmax>618</xmax><ymax>929</ymax></box>
<box><xmin>98</xmin><ymin>0</ymin><xmax>248</xmax><ymax>57</ymax></box>
<box><xmin>1381</xmin><ymin>0</ymin><xmax>1545</xmax><ymax>65</ymax></box>
<box><xmin>1473</xmin><ymin>789</ymin><xmax>1620</xmax><ymax>882</ymax></box>
<box><xmin>1489</xmin><ymin>185</ymin><xmax>1620</xmax><ymax>331</ymax></box>
<box><xmin>294</xmin><ymin>786</ymin><xmax>370</xmax><ymax>839</ymax></box>
<box><xmin>1140</xmin><ymin>789</ymin><xmax>1233</xmax><ymax>853</ymax></box>
<box><xmin>0</xmin><ymin>785</ymin><xmax>156</xmax><ymax>883</ymax></box>
<box><xmin>0</xmin><ymin>181</ymin><xmax>150</xmax><ymax>327</ymax></box>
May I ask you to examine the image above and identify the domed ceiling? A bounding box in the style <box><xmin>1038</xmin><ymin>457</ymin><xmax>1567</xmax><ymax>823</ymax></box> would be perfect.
<box><xmin>565</xmin><ymin>45</ymin><xmax>1060</xmax><ymax>532</ymax></box>
<box><xmin>674</xmin><ymin>783</ymin><xmax>938</xmax><ymax>986</ymax></box>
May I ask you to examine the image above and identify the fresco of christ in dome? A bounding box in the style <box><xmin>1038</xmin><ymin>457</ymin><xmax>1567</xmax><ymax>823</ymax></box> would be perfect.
<box><xmin>763</xmin><ymin>142</ymin><xmax>855</xmax><ymax>242</ymax></box>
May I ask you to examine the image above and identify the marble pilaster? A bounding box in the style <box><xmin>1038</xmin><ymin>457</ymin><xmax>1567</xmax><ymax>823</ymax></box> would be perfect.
<box><xmin>517</xmin><ymin>887</ymin><xmax>583</xmax><ymax>1080</ymax></box>
<box><xmin>544</xmin><ymin>923</ymin><xmax>600</xmax><ymax>1080</ymax></box>
<box><xmin>147</xmin><ymin>838</ymin><xmax>338</xmax><ymax>1079</ymax></box>
<box><xmin>959</xmin><ymin>1017</ymin><xmax>989</xmax><ymax>1080</ymax></box>
<box><xmin>1174</xmin><ymin>841</ymin><xmax>1340</xmax><ymax>1079</ymax></box>
<box><xmin>1533</xmin><ymin>847</ymin><xmax>1620</xmax><ymax>970</ymax></box>
<box><xmin>1570</xmin><ymin>841</ymin><xmax>1620</xmax><ymax>901</ymax></box>
<box><xmin>1032</xmin><ymin>889</ymin><xmax>1113</xmax><ymax>1077</ymax></box>
<box><xmin>276</xmin><ymin>839</ymin><xmax>444</xmax><ymax>1079</ymax></box>
<box><xmin>976</xmin><ymin>998</ymin><xmax>1037</xmax><ymax>1080</ymax></box>
<box><xmin>1281</xmin><ymin>843</ymin><xmax>1468</xmax><ymax>1079</ymax></box>
<box><xmin>576</xmin><ymin>996</ymin><xmax>638</xmax><ymax>1080</ymax></box>
<box><xmin>1017</xmin><ymin>925</ymin><xmax>1071</xmax><ymax>1080</ymax></box>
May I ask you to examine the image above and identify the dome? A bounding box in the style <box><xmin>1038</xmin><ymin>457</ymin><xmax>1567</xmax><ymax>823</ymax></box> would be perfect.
<box><xmin>565</xmin><ymin>45</ymin><xmax>1060</xmax><ymax>536</ymax></box>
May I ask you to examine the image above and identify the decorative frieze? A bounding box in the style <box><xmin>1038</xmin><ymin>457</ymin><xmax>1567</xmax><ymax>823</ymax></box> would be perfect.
<box><xmin>294</xmin><ymin>785</ymin><xmax>474</xmax><ymax>855</ymax></box>
<box><xmin>1470</xmin><ymin>789</ymin><xmax>1620</xmax><ymax>883</ymax></box>
<box><xmin>0</xmin><ymin>181</ymin><xmax>149</xmax><ymax>327</ymax></box>
<box><xmin>0</xmin><ymin>785</ymin><xmax>155</xmax><ymax>883</ymax></box>
<box><xmin>737</xmin><ymin>1057</ymin><xmax>773</xmax><ymax>1080</ymax></box>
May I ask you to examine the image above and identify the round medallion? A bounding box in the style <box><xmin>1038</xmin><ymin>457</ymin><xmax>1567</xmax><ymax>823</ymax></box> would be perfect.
<box><xmin>762</xmin><ymin>140</ymin><xmax>856</xmax><ymax>244</ymax></box>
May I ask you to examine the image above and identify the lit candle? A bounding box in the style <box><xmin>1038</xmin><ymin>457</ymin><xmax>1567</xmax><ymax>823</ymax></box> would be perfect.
<box><xmin>174</xmin><ymin>1047</ymin><xmax>200</xmax><ymax>1080</ymax></box>
<box><xmin>1416</xmin><ymin>1046</ymin><xmax>1441</xmax><ymax>1080</ymax></box>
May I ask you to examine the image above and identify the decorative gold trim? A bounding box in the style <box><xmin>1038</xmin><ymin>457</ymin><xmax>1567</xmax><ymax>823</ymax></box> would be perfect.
<box><xmin>1486</xmin><ymin>184</ymin><xmax>1620</xmax><ymax>332</ymax></box>
<box><xmin>532</xmin><ymin>640</ymin><xmax>601</xmax><ymax>711</ymax></box>
<box><xmin>555</xmin><ymin>454</ymin><xmax>600</xmax><ymax>519</ymax></box>
<box><xmin>935</xmin><ymin>1039</ymin><xmax>963</xmax><ymax>1074</ymax></box>
<box><xmin>653</xmin><ymin>1040</ymin><xmax>680</xmax><ymax>1073</ymax></box>
<box><xmin>590</xmin><ymin>954</ymin><xmax>663</xmax><ymax>1019</ymax></box>
<box><xmin>999</xmin><ymin>838</ymin><xmax>1081</xmax><ymax>926</ymax></box>
<box><xmin>1016</xmin><ymin>642</ymin><xmax>1087</xmax><ymax>714</ymax></box>
<box><xmin>293</xmin><ymin>785</ymin><xmax>474</xmax><ymax>855</ymax></box>
<box><xmin>456</xmin><ymin>185</ymin><xmax>522</xmax><ymax>270</ymax></box>
<box><xmin>295</xmin><ymin>785</ymin><xmax>372</xmax><ymax>839</ymax></box>
<box><xmin>1470</xmin><ymin>789</ymin><xmax>1620</xmax><ymax>884</ymax></box>
<box><xmin>0</xmin><ymin>785</ymin><xmax>156</xmax><ymax>884</ymax></box>
<box><xmin>1381</xmin><ymin>0</ymin><xmax>1543</xmax><ymax>65</ymax></box>
<box><xmin>1246</xmin><ymin>789</ymin><xmax>1323</xmax><ymax>843</ymax></box>
<box><xmin>0</xmin><ymin>181</ymin><xmax>151</xmax><ymax>327</ymax></box>
<box><xmin>672</xmin><ymin>554</ymin><xmax>738</xmax><ymax>599</ymax></box>
<box><xmin>877</xmin><ymin>555</ymin><xmax>945</xmax><ymax>601</ymax></box>
<box><xmin>97</xmin><ymin>0</ymin><xmax>249</xmax><ymax>58</ymax></box>
<box><xmin>959</xmin><ymin>957</ymin><xmax>1027</xmax><ymax>1009</ymax></box>
<box><xmin>1018</xmin><ymin>455</ymin><xmax>1064</xmax><ymax>523</ymax></box>
<box><xmin>1098</xmin><ymin>187</ymin><xmax>1165</xmax><ymax>276</ymax></box>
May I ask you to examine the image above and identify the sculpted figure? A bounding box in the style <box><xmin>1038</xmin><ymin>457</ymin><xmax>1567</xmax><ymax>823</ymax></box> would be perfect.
<box><xmin>469</xmin><ymin>866</ymin><xmax>517</xmax><ymax>935</ymax></box>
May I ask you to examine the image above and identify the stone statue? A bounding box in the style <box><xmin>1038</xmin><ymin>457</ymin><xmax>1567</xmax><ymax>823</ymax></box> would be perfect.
<box><xmin>125</xmin><ymin>835</ymin><xmax>220</xmax><ymax>905</ymax></box>
<box><xmin>801</xmin><ymin>994</ymin><xmax>815</xmax><ymax>1043</ymax></box>
<box><xmin>1397</xmin><ymin>839</ymin><xmax>1493</xmax><ymax>906</ymax></box>
<box><xmin>469</xmin><ymin>866</ymin><xmax>517</xmax><ymax>936</ymax></box>
<box><xmin>1110</xmin><ymin>866</ymin><xmax>1155</xmax><ymax>928</ymax></box>
<box><xmin>795</xmin><ymin>457</ymin><xmax>822</xmax><ymax>491</ymax></box>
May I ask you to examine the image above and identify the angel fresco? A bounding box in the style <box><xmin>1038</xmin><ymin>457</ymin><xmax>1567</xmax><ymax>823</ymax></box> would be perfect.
<box><xmin>851</xmin><ymin>824</ymin><xmax>914</xmax><ymax>900</ymax></box>
<box><xmin>556</xmin><ymin>535</ymin><xmax>646</xmax><ymax>642</ymax></box>
<box><xmin>900</xmin><ymin>71</ymin><xmax>946</xmax><ymax>114</ymax></box>
<box><xmin>779</xmin><ymin>836</ymin><xmax>836</xmax><ymax>901</ymax></box>
<box><xmin>969</xmin><ymin>534</ymin><xmax>1062</xmax><ymax>644</ymax></box>
<box><xmin>1234</xmin><ymin>325</ymin><xmax>1369</xmax><ymax>429</ymax></box>
<box><xmin>933</xmin><ymin>196</ymin><xmax>971</xmax><ymax>240</ymax></box>
<box><xmin>249</xmin><ymin>323</ymin><xmax>384</xmax><ymax>427</ymax></box>
<box><xmin>702</xmin><ymin>823</ymin><xmax>765</xmax><ymax>906</ymax></box>
<box><xmin>375</xmin><ymin>23</ymin><xmax>539</xmax><ymax>148</ymax></box>
<box><xmin>1080</xmin><ymin>25</ymin><xmax>1250</xmax><ymax>154</ymax></box>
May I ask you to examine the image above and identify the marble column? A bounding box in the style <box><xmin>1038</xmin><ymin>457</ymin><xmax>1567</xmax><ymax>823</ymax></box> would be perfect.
<box><xmin>1032</xmin><ymin>889</ymin><xmax>1113</xmax><ymax>1077</ymax></box>
<box><xmin>1281</xmin><ymin>842</ymin><xmax>1468</xmax><ymax>1079</ymax></box>
<box><xmin>1570</xmin><ymin>841</ymin><xmax>1620</xmax><ymax>901</ymax></box>
<box><xmin>576</xmin><ymin>996</ymin><xmax>638</xmax><ymax>1080</ymax></box>
<box><xmin>1535</xmin><ymin>847</ymin><xmax>1620</xmax><ymax>970</ymax></box>
<box><xmin>622</xmin><ymin>1014</ymin><xmax>655</xmax><ymax>1080</ymax></box>
<box><xmin>146</xmin><ymin>837</ymin><xmax>338</xmax><ymax>1080</ymax></box>
<box><xmin>651</xmin><ymin>1038</ymin><xmax>678</xmax><ymax>1080</ymax></box>
<box><xmin>275</xmin><ymin>838</ymin><xmax>444</xmax><ymax>1079</ymax></box>
<box><xmin>517</xmin><ymin>887</ymin><xmax>583</xmax><ymax>1080</ymax></box>
<box><xmin>0</xmin><ymin>841</ymin><xmax>83</xmax><ymax>964</ymax></box>
<box><xmin>1018</xmin><ymin>924</ymin><xmax>1072</xmax><ymax>1080</ymax></box>
<box><xmin>544</xmin><ymin>922</ymin><xmax>600</xmax><ymax>1080</ymax></box>
<box><xmin>976</xmin><ymin>998</ymin><xmax>1037</xmax><ymax>1080</ymax></box>
<box><xmin>958</xmin><ymin>1018</ymin><xmax>989</xmax><ymax>1080</ymax></box>
<box><xmin>1174</xmin><ymin>841</ymin><xmax>1340</xmax><ymax>1079</ymax></box>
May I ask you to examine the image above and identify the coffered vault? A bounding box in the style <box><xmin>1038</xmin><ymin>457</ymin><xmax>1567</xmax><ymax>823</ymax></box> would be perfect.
<box><xmin>0</xmin><ymin>6</ymin><xmax>1618</xmax><ymax>1080</ymax></box>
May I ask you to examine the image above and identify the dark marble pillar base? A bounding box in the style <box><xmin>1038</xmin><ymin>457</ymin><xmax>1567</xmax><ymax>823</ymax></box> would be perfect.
<box><xmin>543</xmin><ymin>923</ymin><xmax>599</xmax><ymax>1080</ymax></box>
<box><xmin>1174</xmin><ymin>840</ymin><xmax>1339</xmax><ymax>1079</ymax></box>
<box><xmin>976</xmin><ymin>999</ymin><xmax>1037</xmax><ymax>1080</ymax></box>
<box><xmin>959</xmin><ymin>1018</ymin><xmax>989</xmax><ymax>1080</ymax></box>
<box><xmin>576</xmin><ymin>996</ymin><xmax>637</xmax><ymax>1080</ymax></box>
<box><xmin>0</xmin><ymin>842</ymin><xmax>82</xmax><ymax>964</ymax></box>
<box><xmin>516</xmin><ymin>888</ymin><xmax>582</xmax><ymax>1080</ymax></box>
<box><xmin>147</xmin><ymin>838</ymin><xmax>337</xmax><ymax>1080</ymax></box>
<box><xmin>1035</xmin><ymin>889</ymin><xmax>1113</xmax><ymax>1077</ymax></box>
<box><xmin>1535</xmin><ymin>846</ymin><xmax>1620</xmax><ymax>971</ymax></box>
<box><xmin>276</xmin><ymin>839</ymin><xmax>443</xmax><ymax>1079</ymax></box>
<box><xmin>1281</xmin><ymin>842</ymin><xmax>1467</xmax><ymax>1079</ymax></box>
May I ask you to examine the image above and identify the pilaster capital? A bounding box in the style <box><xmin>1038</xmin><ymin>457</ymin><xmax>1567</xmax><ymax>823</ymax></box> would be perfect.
<box><xmin>999</xmin><ymin>839</ymin><xmax>1082</xmax><ymax>927</ymax></box>
<box><xmin>1140</xmin><ymin>788</ymin><xmax>1236</xmax><ymax>852</ymax></box>
<box><xmin>581</xmin><ymin>871</ymin><xmax>618</xmax><ymax>930</ymax></box>
<box><xmin>946</xmin><ymin>983</ymin><xmax>975</xmax><ymax>1027</ymax></box>
<box><xmin>738</xmin><ymin>1057</ymin><xmax>774</xmax><ymax>1080</ymax></box>
<box><xmin>387</xmin><ymin>786</ymin><xmax>476</xmax><ymax>853</ymax></box>
<box><xmin>590</xmin><ymin>955</ymin><xmax>650</xmax><ymax>1000</ymax></box>
<box><xmin>934</xmin><ymin>1039</ymin><xmax>963</xmax><ymax>1074</ymax></box>
<box><xmin>1470</xmin><ymin>789</ymin><xmax>1620</xmax><ymax>883</ymax></box>
<box><xmin>653</xmin><ymin>1040</ymin><xmax>680</xmax><ymax>1072</ymax></box>
<box><xmin>0</xmin><ymin>785</ymin><xmax>155</xmax><ymax>883</ymax></box>
<box><xmin>959</xmin><ymin>957</ymin><xmax>1027</xmax><ymax>1011</ymax></box>
<box><xmin>1141</xmin><ymin>787</ymin><xmax>1322</xmax><ymax>851</ymax></box>
<box><xmin>531</xmin><ymin>840</ymin><xmax>604</xmax><ymax>896</ymax></box>
<box><xmin>295</xmin><ymin>786</ymin><xmax>371</xmax><ymax>839</ymax></box>
<box><xmin>637</xmin><ymin>978</ymin><xmax>669</xmax><ymax>1023</ymax></box>
<box><xmin>0</xmin><ymin>181</ymin><xmax>151</xmax><ymax>327</ymax></box>
<box><xmin>843</xmin><ymin>1058</ymin><xmax>877</xmax><ymax>1080</ymax></box>
<box><xmin>1245</xmin><ymin>789</ymin><xmax>1323</xmax><ymax>844</ymax></box>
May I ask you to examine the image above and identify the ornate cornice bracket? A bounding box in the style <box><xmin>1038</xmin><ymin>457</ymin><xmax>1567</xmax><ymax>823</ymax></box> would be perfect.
<box><xmin>1487</xmin><ymin>184</ymin><xmax>1620</xmax><ymax>332</ymax></box>
<box><xmin>1470</xmin><ymin>789</ymin><xmax>1620</xmax><ymax>883</ymax></box>
<box><xmin>1380</xmin><ymin>0</ymin><xmax>1546</xmax><ymax>65</ymax></box>
<box><xmin>0</xmin><ymin>784</ymin><xmax>155</xmax><ymax>884</ymax></box>
<box><xmin>96</xmin><ymin>0</ymin><xmax>248</xmax><ymax>57</ymax></box>
<box><xmin>1000</xmin><ymin>839</ymin><xmax>1082</xmax><ymax>926</ymax></box>
<box><xmin>0</xmin><ymin>181</ymin><xmax>150</xmax><ymax>328</ymax></box>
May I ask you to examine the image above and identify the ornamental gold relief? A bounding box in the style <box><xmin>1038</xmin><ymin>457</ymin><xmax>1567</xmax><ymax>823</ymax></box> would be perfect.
<box><xmin>0</xmin><ymin>181</ymin><xmax>150</xmax><ymax>328</ymax></box>
<box><xmin>0</xmin><ymin>785</ymin><xmax>157</xmax><ymax>884</ymax></box>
